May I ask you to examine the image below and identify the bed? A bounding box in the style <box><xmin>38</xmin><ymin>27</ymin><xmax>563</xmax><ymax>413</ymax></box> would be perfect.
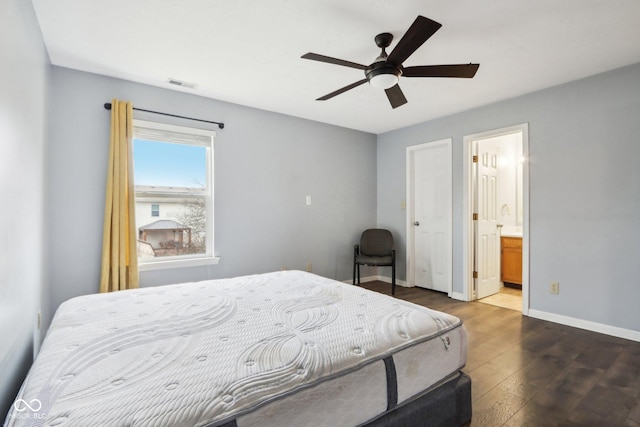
<box><xmin>5</xmin><ymin>270</ymin><xmax>471</xmax><ymax>427</ymax></box>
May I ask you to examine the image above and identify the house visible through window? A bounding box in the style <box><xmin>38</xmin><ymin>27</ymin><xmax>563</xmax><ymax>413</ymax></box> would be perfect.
<box><xmin>132</xmin><ymin>119</ymin><xmax>216</xmax><ymax>269</ymax></box>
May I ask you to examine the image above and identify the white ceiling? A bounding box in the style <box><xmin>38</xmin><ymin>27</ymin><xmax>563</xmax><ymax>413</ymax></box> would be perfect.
<box><xmin>32</xmin><ymin>0</ymin><xmax>640</xmax><ymax>134</ymax></box>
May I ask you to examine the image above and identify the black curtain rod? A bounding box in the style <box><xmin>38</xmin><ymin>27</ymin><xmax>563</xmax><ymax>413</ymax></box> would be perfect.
<box><xmin>103</xmin><ymin>103</ymin><xmax>224</xmax><ymax>129</ymax></box>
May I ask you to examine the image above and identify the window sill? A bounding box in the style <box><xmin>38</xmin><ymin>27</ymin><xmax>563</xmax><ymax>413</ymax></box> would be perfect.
<box><xmin>138</xmin><ymin>256</ymin><xmax>220</xmax><ymax>272</ymax></box>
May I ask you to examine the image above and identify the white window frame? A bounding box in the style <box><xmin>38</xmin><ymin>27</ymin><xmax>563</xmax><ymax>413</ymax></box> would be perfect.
<box><xmin>133</xmin><ymin>119</ymin><xmax>219</xmax><ymax>271</ymax></box>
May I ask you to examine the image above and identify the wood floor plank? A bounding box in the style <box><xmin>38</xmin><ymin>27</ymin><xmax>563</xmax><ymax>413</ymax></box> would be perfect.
<box><xmin>546</xmin><ymin>361</ymin><xmax>605</xmax><ymax>396</ymax></box>
<box><xmin>485</xmin><ymin>345</ymin><xmax>538</xmax><ymax>376</ymax></box>
<box><xmin>574</xmin><ymin>384</ymin><xmax>637</xmax><ymax>425</ymax></box>
<box><xmin>575</xmin><ymin>341</ymin><xmax>626</xmax><ymax>370</ymax></box>
<box><xmin>468</xmin><ymin>363</ymin><xmax>512</xmax><ymax>401</ymax></box>
<box><xmin>521</xmin><ymin>385</ymin><xmax>584</xmax><ymax>421</ymax></box>
<box><xmin>501</xmin><ymin>404</ymin><xmax>566</xmax><ymax>427</ymax></box>
<box><xmin>597</xmin><ymin>358</ymin><xmax>640</xmax><ymax>395</ymax></box>
<box><xmin>470</xmin><ymin>386</ymin><xmax>527</xmax><ymax>427</ymax></box>
<box><xmin>629</xmin><ymin>400</ymin><xmax>640</xmax><ymax>425</ymax></box>
<box><xmin>495</xmin><ymin>353</ymin><xmax>572</xmax><ymax>400</ymax></box>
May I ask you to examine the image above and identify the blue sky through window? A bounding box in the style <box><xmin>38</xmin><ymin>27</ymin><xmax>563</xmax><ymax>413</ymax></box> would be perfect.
<box><xmin>133</xmin><ymin>139</ymin><xmax>206</xmax><ymax>188</ymax></box>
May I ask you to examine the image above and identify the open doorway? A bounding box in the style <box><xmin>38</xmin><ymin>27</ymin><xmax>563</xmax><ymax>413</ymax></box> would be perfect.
<box><xmin>462</xmin><ymin>124</ymin><xmax>529</xmax><ymax>314</ymax></box>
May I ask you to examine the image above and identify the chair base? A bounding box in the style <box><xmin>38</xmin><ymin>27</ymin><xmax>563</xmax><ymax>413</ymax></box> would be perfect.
<box><xmin>353</xmin><ymin>264</ymin><xmax>396</xmax><ymax>296</ymax></box>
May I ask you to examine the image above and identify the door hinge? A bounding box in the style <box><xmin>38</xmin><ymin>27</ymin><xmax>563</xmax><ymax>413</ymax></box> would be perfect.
<box><xmin>472</xmin><ymin>155</ymin><xmax>478</xmax><ymax>163</ymax></box>
<box><xmin>472</xmin><ymin>213</ymin><xmax>478</xmax><ymax>221</ymax></box>
<box><xmin>473</xmin><ymin>271</ymin><xmax>478</xmax><ymax>279</ymax></box>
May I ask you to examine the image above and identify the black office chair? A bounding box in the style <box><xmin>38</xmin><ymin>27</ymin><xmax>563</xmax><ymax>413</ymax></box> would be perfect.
<box><xmin>353</xmin><ymin>229</ymin><xmax>396</xmax><ymax>295</ymax></box>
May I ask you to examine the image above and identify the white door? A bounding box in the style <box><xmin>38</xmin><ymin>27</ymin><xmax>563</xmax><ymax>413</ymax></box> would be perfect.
<box><xmin>407</xmin><ymin>140</ymin><xmax>452</xmax><ymax>293</ymax></box>
<box><xmin>475</xmin><ymin>140</ymin><xmax>501</xmax><ymax>299</ymax></box>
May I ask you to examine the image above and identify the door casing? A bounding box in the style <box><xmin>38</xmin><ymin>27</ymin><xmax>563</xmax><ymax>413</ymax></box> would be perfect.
<box><xmin>462</xmin><ymin>124</ymin><xmax>529</xmax><ymax>314</ymax></box>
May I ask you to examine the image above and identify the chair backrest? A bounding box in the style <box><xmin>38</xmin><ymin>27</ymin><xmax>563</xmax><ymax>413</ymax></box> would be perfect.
<box><xmin>360</xmin><ymin>229</ymin><xmax>393</xmax><ymax>257</ymax></box>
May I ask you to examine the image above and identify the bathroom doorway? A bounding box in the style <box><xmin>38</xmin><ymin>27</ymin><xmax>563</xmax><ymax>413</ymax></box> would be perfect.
<box><xmin>462</xmin><ymin>124</ymin><xmax>529</xmax><ymax>314</ymax></box>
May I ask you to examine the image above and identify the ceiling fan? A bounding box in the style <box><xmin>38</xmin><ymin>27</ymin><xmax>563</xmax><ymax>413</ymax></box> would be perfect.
<box><xmin>301</xmin><ymin>15</ymin><xmax>479</xmax><ymax>109</ymax></box>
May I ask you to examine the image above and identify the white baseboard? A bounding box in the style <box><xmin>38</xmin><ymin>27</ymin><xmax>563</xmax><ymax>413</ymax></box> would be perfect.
<box><xmin>450</xmin><ymin>292</ymin><xmax>467</xmax><ymax>301</ymax></box>
<box><xmin>375</xmin><ymin>275</ymin><xmax>407</xmax><ymax>287</ymax></box>
<box><xmin>528</xmin><ymin>309</ymin><xmax>640</xmax><ymax>343</ymax></box>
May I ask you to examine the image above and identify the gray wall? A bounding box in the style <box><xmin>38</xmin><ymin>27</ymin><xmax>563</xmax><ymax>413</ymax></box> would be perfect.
<box><xmin>0</xmin><ymin>0</ymin><xmax>50</xmax><ymax>417</ymax></box>
<box><xmin>377</xmin><ymin>63</ymin><xmax>640</xmax><ymax>332</ymax></box>
<box><xmin>47</xmin><ymin>67</ymin><xmax>377</xmax><ymax>318</ymax></box>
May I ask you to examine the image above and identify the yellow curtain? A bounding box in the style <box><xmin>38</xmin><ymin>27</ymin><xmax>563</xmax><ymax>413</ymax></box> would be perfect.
<box><xmin>100</xmin><ymin>99</ymin><xmax>139</xmax><ymax>292</ymax></box>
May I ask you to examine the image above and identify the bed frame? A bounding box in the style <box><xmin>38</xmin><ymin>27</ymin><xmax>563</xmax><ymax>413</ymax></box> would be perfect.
<box><xmin>365</xmin><ymin>371</ymin><xmax>472</xmax><ymax>427</ymax></box>
<box><xmin>219</xmin><ymin>371</ymin><xmax>471</xmax><ymax>427</ymax></box>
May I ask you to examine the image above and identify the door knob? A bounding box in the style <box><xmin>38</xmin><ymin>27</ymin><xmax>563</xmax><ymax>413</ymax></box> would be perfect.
<box><xmin>414</xmin><ymin>221</ymin><xmax>420</xmax><ymax>226</ymax></box>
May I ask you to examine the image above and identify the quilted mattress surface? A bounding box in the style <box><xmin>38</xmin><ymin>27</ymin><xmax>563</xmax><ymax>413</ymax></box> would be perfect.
<box><xmin>5</xmin><ymin>271</ymin><xmax>466</xmax><ymax>427</ymax></box>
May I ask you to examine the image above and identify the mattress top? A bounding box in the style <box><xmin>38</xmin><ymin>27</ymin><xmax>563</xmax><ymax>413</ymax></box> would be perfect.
<box><xmin>6</xmin><ymin>271</ymin><xmax>462</xmax><ymax>427</ymax></box>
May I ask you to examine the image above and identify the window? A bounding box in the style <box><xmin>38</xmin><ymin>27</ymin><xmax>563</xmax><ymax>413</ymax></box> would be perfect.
<box><xmin>132</xmin><ymin>119</ymin><xmax>217</xmax><ymax>270</ymax></box>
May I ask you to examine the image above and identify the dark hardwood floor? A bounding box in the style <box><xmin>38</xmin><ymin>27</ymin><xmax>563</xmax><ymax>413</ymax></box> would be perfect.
<box><xmin>360</xmin><ymin>281</ymin><xmax>640</xmax><ymax>426</ymax></box>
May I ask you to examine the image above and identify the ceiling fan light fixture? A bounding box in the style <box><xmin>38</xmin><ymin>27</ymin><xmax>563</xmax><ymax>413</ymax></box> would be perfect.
<box><xmin>366</xmin><ymin>64</ymin><xmax>401</xmax><ymax>90</ymax></box>
<box><xmin>369</xmin><ymin>73</ymin><xmax>399</xmax><ymax>89</ymax></box>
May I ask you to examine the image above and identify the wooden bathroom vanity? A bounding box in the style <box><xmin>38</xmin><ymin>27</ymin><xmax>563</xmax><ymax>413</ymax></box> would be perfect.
<box><xmin>501</xmin><ymin>236</ymin><xmax>522</xmax><ymax>287</ymax></box>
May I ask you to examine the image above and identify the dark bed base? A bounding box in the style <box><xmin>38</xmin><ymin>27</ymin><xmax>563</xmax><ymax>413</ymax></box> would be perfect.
<box><xmin>220</xmin><ymin>372</ymin><xmax>470</xmax><ymax>427</ymax></box>
<box><xmin>363</xmin><ymin>371</ymin><xmax>472</xmax><ymax>427</ymax></box>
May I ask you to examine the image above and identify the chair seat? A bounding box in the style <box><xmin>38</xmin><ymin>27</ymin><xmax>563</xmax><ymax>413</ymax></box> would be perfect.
<box><xmin>355</xmin><ymin>255</ymin><xmax>393</xmax><ymax>266</ymax></box>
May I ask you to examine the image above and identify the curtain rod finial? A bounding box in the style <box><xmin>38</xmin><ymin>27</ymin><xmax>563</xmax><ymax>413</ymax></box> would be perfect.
<box><xmin>104</xmin><ymin>103</ymin><xmax>112</xmax><ymax>110</ymax></box>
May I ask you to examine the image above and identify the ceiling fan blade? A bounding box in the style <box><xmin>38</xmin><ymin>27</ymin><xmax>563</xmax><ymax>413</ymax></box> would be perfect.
<box><xmin>317</xmin><ymin>79</ymin><xmax>368</xmax><ymax>101</ymax></box>
<box><xmin>385</xmin><ymin>84</ymin><xmax>408</xmax><ymax>109</ymax></box>
<box><xmin>403</xmin><ymin>64</ymin><xmax>480</xmax><ymax>78</ymax></box>
<box><xmin>301</xmin><ymin>53</ymin><xmax>367</xmax><ymax>70</ymax></box>
<box><xmin>387</xmin><ymin>16</ymin><xmax>442</xmax><ymax>66</ymax></box>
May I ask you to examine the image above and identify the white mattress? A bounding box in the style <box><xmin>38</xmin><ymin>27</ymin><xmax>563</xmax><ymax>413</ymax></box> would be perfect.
<box><xmin>5</xmin><ymin>271</ymin><xmax>466</xmax><ymax>427</ymax></box>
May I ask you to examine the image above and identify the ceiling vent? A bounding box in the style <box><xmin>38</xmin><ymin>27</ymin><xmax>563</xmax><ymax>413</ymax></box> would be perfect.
<box><xmin>167</xmin><ymin>78</ymin><xmax>197</xmax><ymax>89</ymax></box>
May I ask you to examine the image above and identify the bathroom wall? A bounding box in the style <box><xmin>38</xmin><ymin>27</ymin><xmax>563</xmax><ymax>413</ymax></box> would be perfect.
<box><xmin>496</xmin><ymin>133</ymin><xmax>523</xmax><ymax>231</ymax></box>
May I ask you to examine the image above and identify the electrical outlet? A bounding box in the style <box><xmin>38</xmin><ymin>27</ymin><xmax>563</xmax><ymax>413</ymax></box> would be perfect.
<box><xmin>306</xmin><ymin>263</ymin><xmax>312</xmax><ymax>272</ymax></box>
<box><xmin>550</xmin><ymin>282</ymin><xmax>559</xmax><ymax>294</ymax></box>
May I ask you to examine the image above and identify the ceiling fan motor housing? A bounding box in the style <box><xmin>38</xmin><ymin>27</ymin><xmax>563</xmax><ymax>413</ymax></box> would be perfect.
<box><xmin>366</xmin><ymin>61</ymin><xmax>402</xmax><ymax>88</ymax></box>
